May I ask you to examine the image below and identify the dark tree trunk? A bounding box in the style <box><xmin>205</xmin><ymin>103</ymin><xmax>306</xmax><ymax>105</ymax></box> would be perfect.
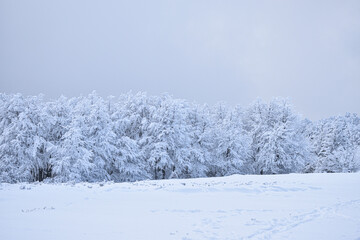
<box><xmin>162</xmin><ymin>169</ymin><xmax>166</xmax><ymax>179</ymax></box>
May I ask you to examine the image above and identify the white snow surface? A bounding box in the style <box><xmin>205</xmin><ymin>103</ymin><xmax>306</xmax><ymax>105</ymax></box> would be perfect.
<box><xmin>1</xmin><ymin>173</ymin><xmax>360</xmax><ymax>240</ymax></box>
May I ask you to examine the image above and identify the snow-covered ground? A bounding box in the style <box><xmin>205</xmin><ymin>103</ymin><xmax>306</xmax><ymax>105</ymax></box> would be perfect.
<box><xmin>1</xmin><ymin>173</ymin><xmax>360</xmax><ymax>240</ymax></box>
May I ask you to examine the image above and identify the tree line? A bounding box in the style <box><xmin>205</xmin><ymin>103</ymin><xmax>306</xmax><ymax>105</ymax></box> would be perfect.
<box><xmin>0</xmin><ymin>92</ymin><xmax>359</xmax><ymax>183</ymax></box>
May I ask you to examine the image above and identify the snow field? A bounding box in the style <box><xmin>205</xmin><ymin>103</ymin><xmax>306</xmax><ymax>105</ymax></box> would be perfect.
<box><xmin>0</xmin><ymin>173</ymin><xmax>360</xmax><ymax>240</ymax></box>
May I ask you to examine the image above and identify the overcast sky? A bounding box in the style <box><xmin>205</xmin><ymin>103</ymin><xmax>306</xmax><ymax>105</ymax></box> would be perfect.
<box><xmin>0</xmin><ymin>0</ymin><xmax>359</xmax><ymax>120</ymax></box>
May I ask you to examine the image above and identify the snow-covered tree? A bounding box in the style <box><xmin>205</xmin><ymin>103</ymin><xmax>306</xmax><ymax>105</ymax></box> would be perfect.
<box><xmin>110</xmin><ymin>92</ymin><xmax>150</xmax><ymax>181</ymax></box>
<box><xmin>243</xmin><ymin>98</ymin><xmax>311</xmax><ymax>174</ymax></box>
<box><xmin>181</xmin><ymin>104</ymin><xmax>209</xmax><ymax>178</ymax></box>
<box><xmin>0</xmin><ymin>94</ymin><xmax>52</xmax><ymax>182</ymax></box>
<box><xmin>206</xmin><ymin>103</ymin><xmax>250</xmax><ymax>176</ymax></box>
<box><xmin>309</xmin><ymin>114</ymin><xmax>360</xmax><ymax>173</ymax></box>
<box><xmin>52</xmin><ymin>97</ymin><xmax>95</xmax><ymax>182</ymax></box>
<box><xmin>144</xmin><ymin>95</ymin><xmax>194</xmax><ymax>179</ymax></box>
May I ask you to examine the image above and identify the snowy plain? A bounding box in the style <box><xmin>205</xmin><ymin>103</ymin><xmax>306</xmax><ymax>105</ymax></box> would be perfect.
<box><xmin>1</xmin><ymin>173</ymin><xmax>360</xmax><ymax>240</ymax></box>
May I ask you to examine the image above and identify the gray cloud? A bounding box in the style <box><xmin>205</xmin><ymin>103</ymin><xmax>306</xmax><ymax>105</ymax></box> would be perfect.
<box><xmin>1</xmin><ymin>0</ymin><xmax>359</xmax><ymax>120</ymax></box>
